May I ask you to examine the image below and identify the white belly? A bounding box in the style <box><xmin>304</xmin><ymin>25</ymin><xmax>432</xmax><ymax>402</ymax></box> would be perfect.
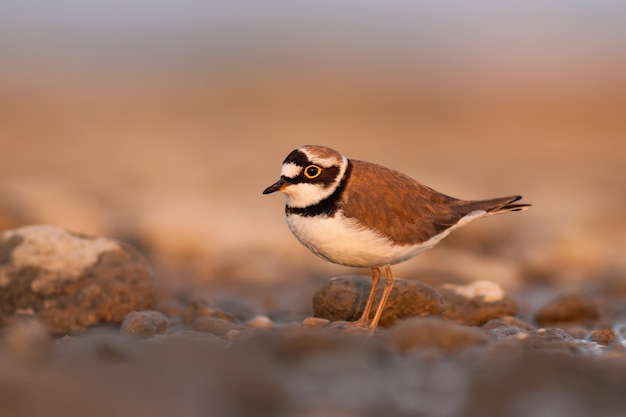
<box><xmin>285</xmin><ymin>210</ymin><xmax>487</xmax><ymax>268</ymax></box>
<box><xmin>286</xmin><ymin>213</ymin><xmax>430</xmax><ymax>267</ymax></box>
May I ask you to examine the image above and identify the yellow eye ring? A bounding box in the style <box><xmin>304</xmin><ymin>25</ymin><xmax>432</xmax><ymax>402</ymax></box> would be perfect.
<box><xmin>303</xmin><ymin>165</ymin><xmax>322</xmax><ymax>179</ymax></box>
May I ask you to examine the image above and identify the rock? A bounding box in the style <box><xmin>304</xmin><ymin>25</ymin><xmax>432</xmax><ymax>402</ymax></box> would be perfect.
<box><xmin>523</xmin><ymin>327</ymin><xmax>582</xmax><ymax>354</ymax></box>
<box><xmin>0</xmin><ymin>225</ymin><xmax>156</xmax><ymax>333</ymax></box>
<box><xmin>488</xmin><ymin>325</ymin><xmax>528</xmax><ymax>340</ymax></box>
<box><xmin>301</xmin><ymin>317</ymin><xmax>331</xmax><ymax>329</ymax></box>
<box><xmin>193</xmin><ymin>316</ymin><xmax>243</xmax><ymax>336</ymax></box>
<box><xmin>121</xmin><ymin>311</ymin><xmax>169</xmax><ymax>336</ymax></box>
<box><xmin>182</xmin><ymin>300</ymin><xmax>238</xmax><ymax>324</ymax></box>
<box><xmin>483</xmin><ymin>316</ymin><xmax>534</xmax><ymax>343</ymax></box>
<box><xmin>390</xmin><ymin>317</ymin><xmax>491</xmax><ymax>353</ymax></box>
<box><xmin>588</xmin><ymin>328</ymin><xmax>618</xmax><ymax>346</ymax></box>
<box><xmin>245</xmin><ymin>315</ymin><xmax>274</xmax><ymax>329</ymax></box>
<box><xmin>312</xmin><ymin>276</ymin><xmax>444</xmax><ymax>327</ymax></box>
<box><xmin>482</xmin><ymin>316</ymin><xmax>534</xmax><ymax>332</ymax></box>
<box><xmin>439</xmin><ymin>280</ymin><xmax>518</xmax><ymax>326</ymax></box>
<box><xmin>534</xmin><ymin>293</ymin><xmax>600</xmax><ymax>327</ymax></box>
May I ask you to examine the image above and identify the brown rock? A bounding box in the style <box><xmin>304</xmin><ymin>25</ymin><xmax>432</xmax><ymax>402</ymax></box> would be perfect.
<box><xmin>534</xmin><ymin>293</ymin><xmax>600</xmax><ymax>327</ymax></box>
<box><xmin>312</xmin><ymin>276</ymin><xmax>444</xmax><ymax>328</ymax></box>
<box><xmin>390</xmin><ymin>317</ymin><xmax>491</xmax><ymax>353</ymax></box>
<box><xmin>588</xmin><ymin>328</ymin><xmax>618</xmax><ymax>346</ymax></box>
<box><xmin>121</xmin><ymin>311</ymin><xmax>169</xmax><ymax>336</ymax></box>
<box><xmin>0</xmin><ymin>225</ymin><xmax>156</xmax><ymax>333</ymax></box>
<box><xmin>440</xmin><ymin>280</ymin><xmax>518</xmax><ymax>326</ymax></box>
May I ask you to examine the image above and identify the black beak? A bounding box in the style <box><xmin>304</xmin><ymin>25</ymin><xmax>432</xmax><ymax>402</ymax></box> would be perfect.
<box><xmin>263</xmin><ymin>178</ymin><xmax>288</xmax><ymax>194</ymax></box>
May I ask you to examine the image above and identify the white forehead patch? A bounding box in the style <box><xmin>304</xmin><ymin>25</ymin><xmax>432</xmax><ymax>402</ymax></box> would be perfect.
<box><xmin>300</xmin><ymin>147</ymin><xmax>342</xmax><ymax>168</ymax></box>
<box><xmin>281</xmin><ymin>162</ymin><xmax>302</xmax><ymax>178</ymax></box>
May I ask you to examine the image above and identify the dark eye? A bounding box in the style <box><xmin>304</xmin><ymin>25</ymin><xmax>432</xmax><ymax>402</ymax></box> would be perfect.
<box><xmin>304</xmin><ymin>165</ymin><xmax>322</xmax><ymax>179</ymax></box>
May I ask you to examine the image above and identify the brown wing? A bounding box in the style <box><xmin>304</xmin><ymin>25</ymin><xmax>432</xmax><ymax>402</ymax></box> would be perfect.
<box><xmin>340</xmin><ymin>160</ymin><xmax>466</xmax><ymax>245</ymax></box>
<box><xmin>340</xmin><ymin>160</ymin><xmax>529</xmax><ymax>245</ymax></box>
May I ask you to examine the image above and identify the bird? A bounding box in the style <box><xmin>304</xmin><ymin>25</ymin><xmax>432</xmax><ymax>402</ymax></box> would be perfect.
<box><xmin>263</xmin><ymin>145</ymin><xmax>530</xmax><ymax>330</ymax></box>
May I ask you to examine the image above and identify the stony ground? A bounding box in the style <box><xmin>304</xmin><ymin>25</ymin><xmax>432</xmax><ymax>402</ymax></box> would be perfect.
<box><xmin>1</xmin><ymin>225</ymin><xmax>626</xmax><ymax>417</ymax></box>
<box><xmin>1</xmin><ymin>5</ymin><xmax>625</xmax><ymax>415</ymax></box>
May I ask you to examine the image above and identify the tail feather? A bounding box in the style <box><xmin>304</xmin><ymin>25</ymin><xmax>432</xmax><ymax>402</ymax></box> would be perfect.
<box><xmin>458</xmin><ymin>195</ymin><xmax>531</xmax><ymax>216</ymax></box>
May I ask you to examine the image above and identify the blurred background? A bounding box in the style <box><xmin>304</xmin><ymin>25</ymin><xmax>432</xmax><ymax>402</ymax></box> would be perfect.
<box><xmin>1</xmin><ymin>1</ymin><xmax>625</xmax><ymax>301</ymax></box>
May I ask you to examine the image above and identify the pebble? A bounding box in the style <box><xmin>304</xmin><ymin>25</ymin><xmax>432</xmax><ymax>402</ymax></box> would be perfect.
<box><xmin>482</xmin><ymin>316</ymin><xmax>535</xmax><ymax>332</ymax></box>
<box><xmin>120</xmin><ymin>310</ymin><xmax>169</xmax><ymax>336</ymax></box>
<box><xmin>0</xmin><ymin>225</ymin><xmax>156</xmax><ymax>333</ymax></box>
<box><xmin>588</xmin><ymin>328</ymin><xmax>618</xmax><ymax>346</ymax></box>
<box><xmin>439</xmin><ymin>280</ymin><xmax>518</xmax><ymax>326</ymax></box>
<box><xmin>301</xmin><ymin>317</ymin><xmax>331</xmax><ymax>328</ymax></box>
<box><xmin>524</xmin><ymin>327</ymin><xmax>582</xmax><ymax>354</ymax></box>
<box><xmin>245</xmin><ymin>315</ymin><xmax>274</xmax><ymax>329</ymax></box>
<box><xmin>534</xmin><ymin>293</ymin><xmax>600</xmax><ymax>327</ymax></box>
<box><xmin>312</xmin><ymin>276</ymin><xmax>444</xmax><ymax>327</ymax></box>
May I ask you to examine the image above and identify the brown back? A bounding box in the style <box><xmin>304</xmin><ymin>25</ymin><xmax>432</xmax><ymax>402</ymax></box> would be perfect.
<box><xmin>340</xmin><ymin>160</ymin><xmax>522</xmax><ymax>245</ymax></box>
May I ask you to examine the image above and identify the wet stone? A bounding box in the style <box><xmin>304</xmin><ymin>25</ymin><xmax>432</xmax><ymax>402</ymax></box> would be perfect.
<box><xmin>0</xmin><ymin>225</ymin><xmax>156</xmax><ymax>333</ymax></box>
<box><xmin>440</xmin><ymin>280</ymin><xmax>518</xmax><ymax>326</ymax></box>
<box><xmin>312</xmin><ymin>276</ymin><xmax>444</xmax><ymax>328</ymax></box>
<box><xmin>120</xmin><ymin>310</ymin><xmax>169</xmax><ymax>336</ymax></box>
<box><xmin>390</xmin><ymin>317</ymin><xmax>491</xmax><ymax>353</ymax></box>
<box><xmin>534</xmin><ymin>293</ymin><xmax>600</xmax><ymax>327</ymax></box>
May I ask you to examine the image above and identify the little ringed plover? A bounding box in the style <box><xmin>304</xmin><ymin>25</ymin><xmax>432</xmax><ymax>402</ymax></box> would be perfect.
<box><xmin>263</xmin><ymin>145</ymin><xmax>530</xmax><ymax>330</ymax></box>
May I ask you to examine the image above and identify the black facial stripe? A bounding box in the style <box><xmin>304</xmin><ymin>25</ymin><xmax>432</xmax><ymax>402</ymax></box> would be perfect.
<box><xmin>286</xmin><ymin>160</ymin><xmax>353</xmax><ymax>217</ymax></box>
<box><xmin>283</xmin><ymin>149</ymin><xmax>310</xmax><ymax>168</ymax></box>
<box><xmin>282</xmin><ymin>149</ymin><xmax>340</xmax><ymax>187</ymax></box>
<box><xmin>286</xmin><ymin>166</ymin><xmax>339</xmax><ymax>186</ymax></box>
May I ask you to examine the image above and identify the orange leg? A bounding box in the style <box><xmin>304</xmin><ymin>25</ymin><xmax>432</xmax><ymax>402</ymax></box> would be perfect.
<box><xmin>369</xmin><ymin>265</ymin><xmax>395</xmax><ymax>330</ymax></box>
<box><xmin>354</xmin><ymin>267</ymin><xmax>381</xmax><ymax>327</ymax></box>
